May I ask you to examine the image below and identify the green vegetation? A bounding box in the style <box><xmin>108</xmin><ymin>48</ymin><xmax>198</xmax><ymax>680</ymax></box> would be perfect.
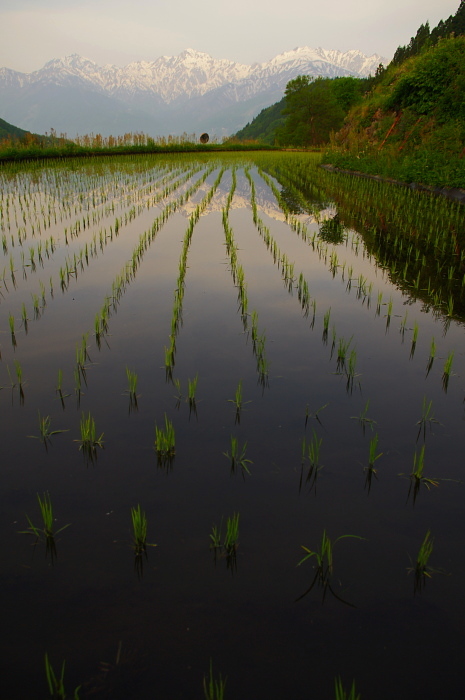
<box><xmin>45</xmin><ymin>653</ymin><xmax>81</xmax><ymax>700</ymax></box>
<box><xmin>233</xmin><ymin>97</ymin><xmax>286</xmax><ymax>144</ymax></box>
<box><xmin>275</xmin><ymin>76</ymin><xmax>364</xmax><ymax>147</ymax></box>
<box><xmin>297</xmin><ymin>530</ymin><xmax>364</xmax><ymax>605</ymax></box>
<box><xmin>77</xmin><ymin>412</ymin><xmax>104</xmax><ymax>460</ymax></box>
<box><xmin>0</xmin><ymin>128</ymin><xmax>276</xmax><ymax>163</ymax></box>
<box><xmin>223</xmin><ymin>436</ymin><xmax>252</xmax><ymax>476</ymax></box>
<box><xmin>28</xmin><ymin>412</ymin><xmax>68</xmax><ymax>447</ymax></box>
<box><xmin>324</xmin><ymin>6</ymin><xmax>465</xmax><ymax>188</ymax></box>
<box><xmin>203</xmin><ymin>660</ymin><xmax>227</xmax><ymax>700</ymax></box>
<box><xmin>335</xmin><ymin>677</ymin><xmax>361</xmax><ymax>700</ymax></box>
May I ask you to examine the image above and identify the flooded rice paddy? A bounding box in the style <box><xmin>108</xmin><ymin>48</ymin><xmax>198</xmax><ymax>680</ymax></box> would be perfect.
<box><xmin>0</xmin><ymin>151</ymin><xmax>464</xmax><ymax>699</ymax></box>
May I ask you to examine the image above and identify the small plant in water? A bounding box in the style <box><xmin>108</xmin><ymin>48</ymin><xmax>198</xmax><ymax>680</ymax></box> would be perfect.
<box><xmin>407</xmin><ymin>530</ymin><xmax>442</xmax><ymax>593</ymax></box>
<box><xmin>155</xmin><ymin>414</ymin><xmax>176</xmax><ymax>467</ymax></box>
<box><xmin>442</xmin><ymin>351</ymin><xmax>454</xmax><ymax>392</ymax></box>
<box><xmin>203</xmin><ymin>659</ymin><xmax>227</xmax><ymax>700</ymax></box>
<box><xmin>77</xmin><ymin>412</ymin><xmax>104</xmax><ymax>461</ymax></box>
<box><xmin>364</xmin><ymin>433</ymin><xmax>382</xmax><ymax>492</ymax></box>
<box><xmin>334</xmin><ymin>676</ymin><xmax>361</xmax><ymax>700</ymax></box>
<box><xmin>45</xmin><ymin>653</ymin><xmax>81</xmax><ymax>699</ymax></box>
<box><xmin>351</xmin><ymin>400</ymin><xmax>376</xmax><ymax>434</ymax></box>
<box><xmin>228</xmin><ymin>379</ymin><xmax>251</xmax><ymax>423</ymax></box>
<box><xmin>296</xmin><ymin>529</ymin><xmax>365</xmax><ymax>606</ymax></box>
<box><xmin>20</xmin><ymin>492</ymin><xmax>70</xmax><ymax>560</ymax></box>
<box><xmin>404</xmin><ymin>444</ymin><xmax>439</xmax><ymax>503</ymax></box>
<box><xmin>224</xmin><ymin>436</ymin><xmax>252</xmax><ymax>476</ymax></box>
<box><xmin>300</xmin><ymin>431</ymin><xmax>323</xmax><ymax>492</ymax></box>
<box><xmin>416</xmin><ymin>396</ymin><xmax>441</xmax><ymax>441</ymax></box>
<box><xmin>28</xmin><ymin>412</ymin><xmax>68</xmax><ymax>448</ymax></box>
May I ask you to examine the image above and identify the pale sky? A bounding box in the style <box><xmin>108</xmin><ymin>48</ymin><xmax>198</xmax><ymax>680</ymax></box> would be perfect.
<box><xmin>0</xmin><ymin>0</ymin><xmax>460</xmax><ymax>73</ymax></box>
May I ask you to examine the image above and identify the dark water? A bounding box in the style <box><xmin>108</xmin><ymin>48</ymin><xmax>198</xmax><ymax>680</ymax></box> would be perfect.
<box><xmin>0</xmin><ymin>153</ymin><xmax>464</xmax><ymax>699</ymax></box>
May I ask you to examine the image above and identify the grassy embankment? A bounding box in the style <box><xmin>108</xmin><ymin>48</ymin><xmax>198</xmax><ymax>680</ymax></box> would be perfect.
<box><xmin>323</xmin><ymin>36</ymin><xmax>465</xmax><ymax>190</ymax></box>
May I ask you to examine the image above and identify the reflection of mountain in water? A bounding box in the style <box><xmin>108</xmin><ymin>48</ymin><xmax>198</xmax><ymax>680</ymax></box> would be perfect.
<box><xmin>172</xmin><ymin>173</ymin><xmax>335</xmax><ymax>225</ymax></box>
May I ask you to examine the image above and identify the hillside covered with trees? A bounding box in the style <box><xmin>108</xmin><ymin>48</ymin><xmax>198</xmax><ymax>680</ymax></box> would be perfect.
<box><xmin>233</xmin><ymin>1</ymin><xmax>465</xmax><ymax>188</ymax></box>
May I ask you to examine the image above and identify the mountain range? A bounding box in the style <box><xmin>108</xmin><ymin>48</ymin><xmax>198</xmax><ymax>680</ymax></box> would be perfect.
<box><xmin>0</xmin><ymin>48</ymin><xmax>386</xmax><ymax>139</ymax></box>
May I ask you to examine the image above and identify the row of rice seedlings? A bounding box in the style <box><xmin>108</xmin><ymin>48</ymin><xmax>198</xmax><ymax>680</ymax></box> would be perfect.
<box><xmin>1</xmin><ymin>162</ymin><xmax>200</xmax><ymax>328</ymax></box>
<box><xmin>258</xmin><ymin>152</ymin><xmax>465</xmax><ymax>322</ymax></box>
<box><xmin>0</xmin><ymin>157</ymin><xmax>186</xmax><ymax>244</ymax></box>
<box><xmin>221</xmin><ymin>174</ymin><xmax>271</xmax><ymax>384</ymax></box>
<box><xmin>164</xmin><ymin>167</ymin><xmax>226</xmax><ymax>378</ymax></box>
<box><xmin>229</xmin><ymin>161</ymin><xmax>457</xmax><ymax>397</ymax></box>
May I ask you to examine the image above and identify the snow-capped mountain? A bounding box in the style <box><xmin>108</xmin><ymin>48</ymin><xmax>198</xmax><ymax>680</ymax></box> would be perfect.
<box><xmin>0</xmin><ymin>48</ymin><xmax>386</xmax><ymax>138</ymax></box>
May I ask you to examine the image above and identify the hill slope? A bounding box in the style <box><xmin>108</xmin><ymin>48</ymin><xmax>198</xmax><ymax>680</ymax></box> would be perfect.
<box><xmin>324</xmin><ymin>34</ymin><xmax>465</xmax><ymax>188</ymax></box>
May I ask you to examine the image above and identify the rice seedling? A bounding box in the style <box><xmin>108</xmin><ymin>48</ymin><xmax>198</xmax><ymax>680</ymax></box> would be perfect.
<box><xmin>223</xmin><ymin>512</ymin><xmax>240</xmax><ymax>556</ymax></box>
<box><xmin>125</xmin><ymin>367</ymin><xmax>139</xmax><ymax>410</ymax></box>
<box><xmin>442</xmin><ymin>351</ymin><xmax>454</xmax><ymax>392</ymax></box>
<box><xmin>224</xmin><ymin>436</ymin><xmax>252</xmax><ymax>476</ymax></box>
<box><xmin>416</xmin><ymin>396</ymin><xmax>441</xmax><ymax>441</ymax></box>
<box><xmin>351</xmin><ymin>400</ymin><xmax>376</xmax><ymax>434</ymax></box>
<box><xmin>409</xmin><ymin>321</ymin><xmax>419</xmax><ymax>359</ymax></box>
<box><xmin>364</xmin><ymin>433</ymin><xmax>382</xmax><ymax>493</ymax></box>
<box><xmin>385</xmin><ymin>297</ymin><xmax>393</xmax><ymax>330</ymax></box>
<box><xmin>404</xmin><ymin>444</ymin><xmax>439</xmax><ymax>504</ymax></box>
<box><xmin>304</xmin><ymin>402</ymin><xmax>328</xmax><ymax>428</ymax></box>
<box><xmin>300</xmin><ymin>431</ymin><xmax>323</xmax><ymax>492</ymax></box>
<box><xmin>172</xmin><ymin>377</ymin><xmax>183</xmax><ymax>409</ymax></box>
<box><xmin>131</xmin><ymin>504</ymin><xmax>148</xmax><ymax>554</ymax></box>
<box><xmin>21</xmin><ymin>302</ymin><xmax>29</xmax><ymax>332</ymax></box>
<box><xmin>8</xmin><ymin>313</ymin><xmax>16</xmax><ymax>347</ymax></box>
<box><xmin>187</xmin><ymin>373</ymin><xmax>198</xmax><ymax>409</ymax></box>
<box><xmin>425</xmin><ymin>337</ymin><xmax>436</xmax><ymax>377</ymax></box>
<box><xmin>296</xmin><ymin>530</ymin><xmax>364</xmax><ymax>606</ymax></box>
<box><xmin>44</xmin><ymin>653</ymin><xmax>81</xmax><ymax>700</ymax></box>
<box><xmin>28</xmin><ymin>412</ymin><xmax>68</xmax><ymax>448</ymax></box>
<box><xmin>322</xmin><ymin>307</ymin><xmax>331</xmax><ymax>343</ymax></box>
<box><xmin>210</xmin><ymin>513</ymin><xmax>240</xmax><ymax>571</ymax></box>
<box><xmin>155</xmin><ymin>414</ymin><xmax>176</xmax><ymax>467</ymax></box>
<box><xmin>406</xmin><ymin>530</ymin><xmax>443</xmax><ymax>594</ymax></box>
<box><xmin>203</xmin><ymin>659</ymin><xmax>227</xmax><ymax>700</ymax></box>
<box><xmin>334</xmin><ymin>677</ymin><xmax>361</xmax><ymax>700</ymax></box>
<box><xmin>20</xmin><ymin>492</ymin><xmax>70</xmax><ymax>560</ymax></box>
<box><xmin>336</xmin><ymin>336</ymin><xmax>352</xmax><ymax>372</ymax></box>
<box><xmin>228</xmin><ymin>380</ymin><xmax>250</xmax><ymax>423</ymax></box>
<box><xmin>76</xmin><ymin>412</ymin><xmax>104</xmax><ymax>461</ymax></box>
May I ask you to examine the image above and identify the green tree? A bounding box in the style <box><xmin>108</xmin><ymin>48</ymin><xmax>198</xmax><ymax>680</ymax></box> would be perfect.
<box><xmin>276</xmin><ymin>76</ymin><xmax>345</xmax><ymax>146</ymax></box>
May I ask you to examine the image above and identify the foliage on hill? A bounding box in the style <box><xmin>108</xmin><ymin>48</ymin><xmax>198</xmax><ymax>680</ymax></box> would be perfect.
<box><xmin>391</xmin><ymin>0</ymin><xmax>465</xmax><ymax>65</ymax></box>
<box><xmin>233</xmin><ymin>98</ymin><xmax>286</xmax><ymax>144</ymax></box>
<box><xmin>231</xmin><ymin>76</ymin><xmax>367</xmax><ymax>146</ymax></box>
<box><xmin>323</xmin><ymin>34</ymin><xmax>465</xmax><ymax>188</ymax></box>
<box><xmin>0</xmin><ymin>117</ymin><xmax>30</xmax><ymax>142</ymax></box>
<box><xmin>275</xmin><ymin>76</ymin><xmax>366</xmax><ymax>146</ymax></box>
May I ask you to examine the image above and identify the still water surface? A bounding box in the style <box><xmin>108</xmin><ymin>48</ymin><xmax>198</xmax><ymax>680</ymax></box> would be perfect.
<box><xmin>0</xmin><ymin>153</ymin><xmax>463</xmax><ymax>698</ymax></box>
